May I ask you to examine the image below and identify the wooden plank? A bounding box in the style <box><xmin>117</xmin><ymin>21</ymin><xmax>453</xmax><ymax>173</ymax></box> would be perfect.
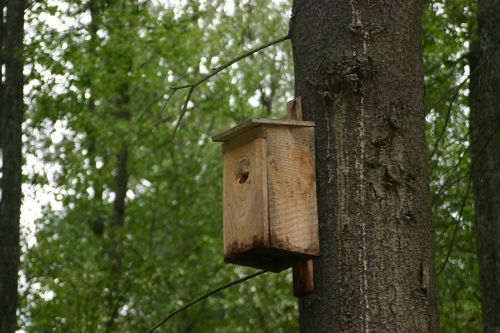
<box><xmin>212</xmin><ymin>118</ymin><xmax>314</xmax><ymax>142</ymax></box>
<box><xmin>293</xmin><ymin>260</ymin><xmax>314</xmax><ymax>297</ymax></box>
<box><xmin>266</xmin><ymin>126</ymin><xmax>319</xmax><ymax>255</ymax></box>
<box><xmin>222</xmin><ymin>127</ymin><xmax>266</xmax><ymax>153</ymax></box>
<box><xmin>287</xmin><ymin>96</ymin><xmax>303</xmax><ymax>121</ymax></box>
<box><xmin>223</xmin><ymin>137</ymin><xmax>269</xmax><ymax>263</ymax></box>
<box><xmin>287</xmin><ymin>97</ymin><xmax>316</xmax><ymax>298</ymax></box>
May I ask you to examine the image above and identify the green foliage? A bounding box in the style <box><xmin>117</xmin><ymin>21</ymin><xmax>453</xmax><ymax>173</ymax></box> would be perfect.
<box><xmin>21</xmin><ymin>0</ymin><xmax>296</xmax><ymax>332</ymax></box>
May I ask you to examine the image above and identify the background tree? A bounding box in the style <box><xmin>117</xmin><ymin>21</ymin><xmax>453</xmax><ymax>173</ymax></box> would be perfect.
<box><xmin>0</xmin><ymin>0</ymin><xmax>25</xmax><ymax>331</ymax></box>
<box><xmin>469</xmin><ymin>0</ymin><xmax>500</xmax><ymax>331</ymax></box>
<box><xmin>291</xmin><ymin>0</ymin><xmax>439</xmax><ymax>331</ymax></box>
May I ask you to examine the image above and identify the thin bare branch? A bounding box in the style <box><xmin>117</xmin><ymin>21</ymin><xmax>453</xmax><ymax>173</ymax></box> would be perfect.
<box><xmin>425</xmin><ymin>75</ymin><xmax>469</xmax><ymax>117</ymax></box>
<box><xmin>435</xmin><ymin>118</ymin><xmax>500</xmax><ymax>276</ymax></box>
<box><xmin>425</xmin><ymin>46</ymin><xmax>498</xmax><ymax>116</ymax></box>
<box><xmin>170</xmin><ymin>33</ymin><xmax>291</xmax><ymax>139</ymax></box>
<box><xmin>428</xmin><ymin>86</ymin><xmax>459</xmax><ymax>160</ymax></box>
<box><xmin>432</xmin><ymin>112</ymin><xmax>500</xmax><ymax>205</ymax></box>
<box><xmin>144</xmin><ymin>270</ymin><xmax>267</xmax><ymax>333</ymax></box>
<box><xmin>171</xmin><ymin>85</ymin><xmax>195</xmax><ymax>139</ymax></box>
<box><xmin>437</xmin><ymin>175</ymin><xmax>471</xmax><ymax>276</ymax></box>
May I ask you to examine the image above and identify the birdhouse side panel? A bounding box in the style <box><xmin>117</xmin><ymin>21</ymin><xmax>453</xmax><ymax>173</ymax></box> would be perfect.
<box><xmin>266</xmin><ymin>126</ymin><xmax>319</xmax><ymax>256</ymax></box>
<box><xmin>223</xmin><ymin>136</ymin><xmax>269</xmax><ymax>262</ymax></box>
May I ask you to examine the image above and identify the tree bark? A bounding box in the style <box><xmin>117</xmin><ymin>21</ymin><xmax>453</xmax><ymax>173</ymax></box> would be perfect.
<box><xmin>290</xmin><ymin>1</ymin><xmax>439</xmax><ymax>331</ymax></box>
<box><xmin>0</xmin><ymin>0</ymin><xmax>24</xmax><ymax>332</ymax></box>
<box><xmin>105</xmin><ymin>76</ymin><xmax>131</xmax><ymax>332</ymax></box>
<box><xmin>0</xmin><ymin>0</ymin><xmax>5</xmax><ymax>148</ymax></box>
<box><xmin>469</xmin><ymin>0</ymin><xmax>500</xmax><ymax>331</ymax></box>
<box><xmin>104</xmin><ymin>147</ymin><xmax>128</xmax><ymax>333</ymax></box>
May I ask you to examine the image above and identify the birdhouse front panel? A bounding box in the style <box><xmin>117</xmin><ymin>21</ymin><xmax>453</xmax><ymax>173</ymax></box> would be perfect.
<box><xmin>222</xmin><ymin>128</ymin><xmax>269</xmax><ymax>262</ymax></box>
<box><xmin>213</xmin><ymin>119</ymin><xmax>319</xmax><ymax>272</ymax></box>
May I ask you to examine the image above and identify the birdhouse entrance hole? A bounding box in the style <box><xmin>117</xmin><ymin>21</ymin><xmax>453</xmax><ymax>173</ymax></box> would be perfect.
<box><xmin>235</xmin><ymin>158</ymin><xmax>250</xmax><ymax>184</ymax></box>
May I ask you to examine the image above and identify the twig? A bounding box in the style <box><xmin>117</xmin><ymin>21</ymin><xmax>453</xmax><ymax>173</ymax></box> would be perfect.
<box><xmin>431</xmin><ymin>150</ymin><xmax>468</xmax><ymax>206</ymax></box>
<box><xmin>144</xmin><ymin>270</ymin><xmax>268</xmax><ymax>333</ymax></box>
<box><xmin>432</xmin><ymin>111</ymin><xmax>500</xmax><ymax>205</ymax></box>
<box><xmin>435</xmin><ymin>119</ymin><xmax>500</xmax><ymax>275</ymax></box>
<box><xmin>170</xmin><ymin>33</ymin><xmax>291</xmax><ymax>139</ymax></box>
<box><xmin>428</xmin><ymin>86</ymin><xmax>459</xmax><ymax>160</ymax></box>
<box><xmin>437</xmin><ymin>175</ymin><xmax>471</xmax><ymax>276</ymax></box>
<box><xmin>425</xmin><ymin>74</ymin><xmax>469</xmax><ymax>117</ymax></box>
<box><xmin>425</xmin><ymin>46</ymin><xmax>498</xmax><ymax>116</ymax></box>
<box><xmin>171</xmin><ymin>86</ymin><xmax>194</xmax><ymax>139</ymax></box>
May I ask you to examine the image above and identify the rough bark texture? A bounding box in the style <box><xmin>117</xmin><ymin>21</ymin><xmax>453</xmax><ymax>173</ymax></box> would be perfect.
<box><xmin>290</xmin><ymin>1</ymin><xmax>439</xmax><ymax>331</ymax></box>
<box><xmin>0</xmin><ymin>0</ymin><xmax>24</xmax><ymax>332</ymax></box>
<box><xmin>469</xmin><ymin>0</ymin><xmax>500</xmax><ymax>332</ymax></box>
<box><xmin>0</xmin><ymin>0</ymin><xmax>5</xmax><ymax>148</ymax></box>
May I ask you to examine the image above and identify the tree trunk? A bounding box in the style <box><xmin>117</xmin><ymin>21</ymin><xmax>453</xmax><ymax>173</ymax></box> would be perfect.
<box><xmin>0</xmin><ymin>0</ymin><xmax>5</xmax><ymax>148</ymax></box>
<box><xmin>0</xmin><ymin>0</ymin><xmax>24</xmax><ymax>332</ymax></box>
<box><xmin>290</xmin><ymin>1</ymin><xmax>439</xmax><ymax>331</ymax></box>
<box><xmin>105</xmin><ymin>74</ymin><xmax>130</xmax><ymax>332</ymax></box>
<box><xmin>105</xmin><ymin>147</ymin><xmax>128</xmax><ymax>333</ymax></box>
<box><xmin>469</xmin><ymin>0</ymin><xmax>500</xmax><ymax>331</ymax></box>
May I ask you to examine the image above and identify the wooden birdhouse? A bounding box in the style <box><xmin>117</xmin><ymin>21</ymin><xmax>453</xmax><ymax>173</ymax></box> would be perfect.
<box><xmin>212</xmin><ymin>117</ymin><xmax>319</xmax><ymax>272</ymax></box>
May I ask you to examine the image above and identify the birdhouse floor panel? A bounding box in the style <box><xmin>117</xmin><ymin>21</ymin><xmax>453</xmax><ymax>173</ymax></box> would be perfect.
<box><xmin>224</xmin><ymin>246</ymin><xmax>315</xmax><ymax>273</ymax></box>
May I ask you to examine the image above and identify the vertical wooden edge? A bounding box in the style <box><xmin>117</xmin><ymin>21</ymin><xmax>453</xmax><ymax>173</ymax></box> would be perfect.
<box><xmin>287</xmin><ymin>97</ymin><xmax>315</xmax><ymax>297</ymax></box>
<box><xmin>221</xmin><ymin>146</ymin><xmax>228</xmax><ymax>259</ymax></box>
<box><xmin>293</xmin><ymin>259</ymin><xmax>314</xmax><ymax>297</ymax></box>
<box><xmin>287</xmin><ymin>96</ymin><xmax>303</xmax><ymax>121</ymax></box>
<box><xmin>259</xmin><ymin>136</ymin><xmax>270</xmax><ymax>249</ymax></box>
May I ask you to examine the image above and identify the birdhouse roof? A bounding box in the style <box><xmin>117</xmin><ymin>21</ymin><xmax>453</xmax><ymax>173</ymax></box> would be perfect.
<box><xmin>212</xmin><ymin>118</ymin><xmax>315</xmax><ymax>142</ymax></box>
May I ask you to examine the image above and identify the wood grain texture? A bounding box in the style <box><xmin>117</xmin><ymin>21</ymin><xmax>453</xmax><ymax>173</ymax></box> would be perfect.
<box><xmin>266</xmin><ymin>126</ymin><xmax>319</xmax><ymax>255</ymax></box>
<box><xmin>223</xmin><ymin>137</ymin><xmax>269</xmax><ymax>262</ymax></box>
<box><xmin>293</xmin><ymin>260</ymin><xmax>314</xmax><ymax>297</ymax></box>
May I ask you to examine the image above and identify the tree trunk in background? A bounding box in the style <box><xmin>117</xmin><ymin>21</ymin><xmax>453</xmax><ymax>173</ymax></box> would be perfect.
<box><xmin>290</xmin><ymin>1</ymin><xmax>439</xmax><ymax>331</ymax></box>
<box><xmin>0</xmin><ymin>0</ymin><xmax>24</xmax><ymax>332</ymax></box>
<box><xmin>0</xmin><ymin>0</ymin><xmax>5</xmax><ymax>148</ymax></box>
<box><xmin>469</xmin><ymin>0</ymin><xmax>500</xmax><ymax>331</ymax></box>
<box><xmin>86</xmin><ymin>0</ymin><xmax>106</xmax><ymax>236</ymax></box>
<box><xmin>105</xmin><ymin>75</ymin><xmax>130</xmax><ymax>332</ymax></box>
<box><xmin>105</xmin><ymin>147</ymin><xmax>128</xmax><ymax>333</ymax></box>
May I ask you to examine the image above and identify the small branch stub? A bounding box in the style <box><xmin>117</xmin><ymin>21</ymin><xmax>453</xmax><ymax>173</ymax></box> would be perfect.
<box><xmin>287</xmin><ymin>96</ymin><xmax>303</xmax><ymax>121</ymax></box>
<box><xmin>293</xmin><ymin>259</ymin><xmax>314</xmax><ymax>297</ymax></box>
<box><xmin>288</xmin><ymin>96</ymin><xmax>315</xmax><ymax>298</ymax></box>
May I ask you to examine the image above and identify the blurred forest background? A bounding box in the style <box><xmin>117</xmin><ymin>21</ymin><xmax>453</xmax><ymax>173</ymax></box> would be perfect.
<box><xmin>3</xmin><ymin>0</ymin><xmax>482</xmax><ymax>331</ymax></box>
